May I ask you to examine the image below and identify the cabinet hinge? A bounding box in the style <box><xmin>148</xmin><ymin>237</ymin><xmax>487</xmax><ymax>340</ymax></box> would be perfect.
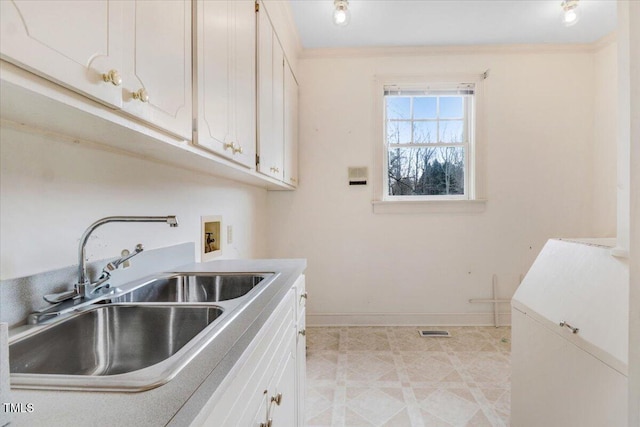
<box><xmin>255</xmin><ymin>1</ymin><xmax>259</xmax><ymax>12</ymax></box>
<box><xmin>256</xmin><ymin>154</ymin><xmax>260</xmax><ymax>166</ymax></box>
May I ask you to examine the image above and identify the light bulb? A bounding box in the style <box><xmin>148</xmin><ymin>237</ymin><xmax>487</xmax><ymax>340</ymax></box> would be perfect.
<box><xmin>333</xmin><ymin>0</ymin><xmax>350</xmax><ymax>26</ymax></box>
<box><xmin>561</xmin><ymin>0</ymin><xmax>580</xmax><ymax>27</ymax></box>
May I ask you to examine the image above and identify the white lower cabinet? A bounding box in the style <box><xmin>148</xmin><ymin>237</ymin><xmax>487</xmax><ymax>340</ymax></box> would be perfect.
<box><xmin>293</xmin><ymin>275</ymin><xmax>307</xmax><ymax>427</ymax></box>
<box><xmin>193</xmin><ymin>275</ymin><xmax>306</xmax><ymax>426</ymax></box>
<box><xmin>296</xmin><ymin>307</ymin><xmax>306</xmax><ymax>427</ymax></box>
<box><xmin>511</xmin><ymin>239</ymin><xmax>628</xmax><ymax>427</ymax></box>
<box><xmin>511</xmin><ymin>309</ymin><xmax>627</xmax><ymax>427</ymax></box>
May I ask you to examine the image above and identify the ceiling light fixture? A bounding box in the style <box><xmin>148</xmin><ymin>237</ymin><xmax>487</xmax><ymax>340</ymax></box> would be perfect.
<box><xmin>561</xmin><ymin>0</ymin><xmax>580</xmax><ymax>27</ymax></box>
<box><xmin>333</xmin><ymin>0</ymin><xmax>350</xmax><ymax>26</ymax></box>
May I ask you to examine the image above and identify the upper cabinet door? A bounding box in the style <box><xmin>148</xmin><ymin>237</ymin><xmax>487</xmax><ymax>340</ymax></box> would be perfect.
<box><xmin>0</xmin><ymin>0</ymin><xmax>124</xmax><ymax>108</ymax></box>
<box><xmin>194</xmin><ymin>0</ymin><xmax>256</xmax><ymax>168</ymax></box>
<box><xmin>257</xmin><ymin>7</ymin><xmax>284</xmax><ymax>181</ymax></box>
<box><xmin>121</xmin><ymin>1</ymin><xmax>192</xmax><ymax>140</ymax></box>
<box><xmin>284</xmin><ymin>62</ymin><xmax>299</xmax><ymax>187</ymax></box>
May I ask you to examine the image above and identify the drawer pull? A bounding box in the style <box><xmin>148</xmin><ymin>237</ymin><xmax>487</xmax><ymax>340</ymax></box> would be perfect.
<box><xmin>271</xmin><ymin>393</ymin><xmax>283</xmax><ymax>406</ymax></box>
<box><xmin>559</xmin><ymin>321</ymin><xmax>579</xmax><ymax>334</ymax></box>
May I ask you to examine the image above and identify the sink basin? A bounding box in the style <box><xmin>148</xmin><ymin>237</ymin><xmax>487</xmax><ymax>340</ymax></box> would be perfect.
<box><xmin>10</xmin><ymin>305</ymin><xmax>223</xmax><ymax>376</ymax></box>
<box><xmin>111</xmin><ymin>273</ymin><xmax>271</xmax><ymax>303</ymax></box>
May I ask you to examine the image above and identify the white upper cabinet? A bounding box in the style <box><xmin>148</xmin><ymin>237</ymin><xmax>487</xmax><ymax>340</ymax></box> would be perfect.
<box><xmin>121</xmin><ymin>1</ymin><xmax>192</xmax><ymax>140</ymax></box>
<box><xmin>284</xmin><ymin>62</ymin><xmax>299</xmax><ymax>187</ymax></box>
<box><xmin>0</xmin><ymin>0</ymin><xmax>124</xmax><ymax>108</ymax></box>
<box><xmin>257</xmin><ymin>6</ymin><xmax>284</xmax><ymax>180</ymax></box>
<box><xmin>0</xmin><ymin>0</ymin><xmax>192</xmax><ymax>139</ymax></box>
<box><xmin>1</xmin><ymin>0</ymin><xmax>298</xmax><ymax>189</ymax></box>
<box><xmin>257</xmin><ymin>2</ymin><xmax>298</xmax><ymax>186</ymax></box>
<box><xmin>193</xmin><ymin>0</ymin><xmax>256</xmax><ymax>169</ymax></box>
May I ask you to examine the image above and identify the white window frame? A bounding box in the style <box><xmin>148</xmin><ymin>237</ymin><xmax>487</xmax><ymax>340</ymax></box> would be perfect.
<box><xmin>372</xmin><ymin>74</ymin><xmax>487</xmax><ymax>214</ymax></box>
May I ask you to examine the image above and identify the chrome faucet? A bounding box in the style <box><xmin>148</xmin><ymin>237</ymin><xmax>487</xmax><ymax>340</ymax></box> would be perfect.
<box><xmin>43</xmin><ymin>216</ymin><xmax>178</xmax><ymax>304</ymax></box>
<box><xmin>75</xmin><ymin>216</ymin><xmax>178</xmax><ymax>298</ymax></box>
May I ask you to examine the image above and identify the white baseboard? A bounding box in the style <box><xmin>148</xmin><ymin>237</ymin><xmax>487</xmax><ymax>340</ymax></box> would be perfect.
<box><xmin>306</xmin><ymin>312</ymin><xmax>512</xmax><ymax>327</ymax></box>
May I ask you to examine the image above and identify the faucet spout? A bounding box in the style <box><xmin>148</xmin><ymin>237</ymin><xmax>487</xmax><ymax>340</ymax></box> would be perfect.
<box><xmin>77</xmin><ymin>216</ymin><xmax>179</xmax><ymax>297</ymax></box>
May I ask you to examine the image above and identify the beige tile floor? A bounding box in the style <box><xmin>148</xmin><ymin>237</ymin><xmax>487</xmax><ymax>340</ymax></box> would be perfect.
<box><xmin>305</xmin><ymin>326</ymin><xmax>511</xmax><ymax>427</ymax></box>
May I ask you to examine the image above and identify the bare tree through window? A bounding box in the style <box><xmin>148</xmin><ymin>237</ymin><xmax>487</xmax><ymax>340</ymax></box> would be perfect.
<box><xmin>385</xmin><ymin>90</ymin><xmax>471</xmax><ymax>197</ymax></box>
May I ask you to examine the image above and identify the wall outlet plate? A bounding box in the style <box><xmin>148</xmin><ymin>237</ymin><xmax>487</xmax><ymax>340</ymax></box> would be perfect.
<box><xmin>201</xmin><ymin>215</ymin><xmax>222</xmax><ymax>261</ymax></box>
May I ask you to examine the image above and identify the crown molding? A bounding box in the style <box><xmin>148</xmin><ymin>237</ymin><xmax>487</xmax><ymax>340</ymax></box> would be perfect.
<box><xmin>592</xmin><ymin>31</ymin><xmax>618</xmax><ymax>51</ymax></box>
<box><xmin>299</xmin><ymin>31</ymin><xmax>618</xmax><ymax>59</ymax></box>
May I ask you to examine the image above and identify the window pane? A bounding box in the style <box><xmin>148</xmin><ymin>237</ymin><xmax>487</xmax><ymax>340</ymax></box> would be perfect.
<box><xmin>387</xmin><ymin>120</ymin><xmax>412</xmax><ymax>144</ymax></box>
<box><xmin>439</xmin><ymin>96</ymin><xmax>463</xmax><ymax>118</ymax></box>
<box><xmin>388</xmin><ymin>147</ymin><xmax>465</xmax><ymax>196</ymax></box>
<box><xmin>439</xmin><ymin>120</ymin><xmax>464</xmax><ymax>143</ymax></box>
<box><xmin>413</xmin><ymin>121</ymin><xmax>437</xmax><ymax>143</ymax></box>
<box><xmin>413</xmin><ymin>97</ymin><xmax>437</xmax><ymax>119</ymax></box>
<box><xmin>386</xmin><ymin>97</ymin><xmax>410</xmax><ymax>119</ymax></box>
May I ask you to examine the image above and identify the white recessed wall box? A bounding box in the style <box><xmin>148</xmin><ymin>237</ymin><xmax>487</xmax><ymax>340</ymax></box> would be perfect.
<box><xmin>201</xmin><ymin>215</ymin><xmax>222</xmax><ymax>261</ymax></box>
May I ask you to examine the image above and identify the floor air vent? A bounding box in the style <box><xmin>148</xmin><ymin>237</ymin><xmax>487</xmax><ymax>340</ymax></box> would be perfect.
<box><xmin>419</xmin><ymin>330</ymin><xmax>451</xmax><ymax>337</ymax></box>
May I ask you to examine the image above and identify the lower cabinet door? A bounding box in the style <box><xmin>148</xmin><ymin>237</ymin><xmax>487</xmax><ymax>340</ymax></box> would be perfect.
<box><xmin>267</xmin><ymin>333</ymin><xmax>296</xmax><ymax>426</ymax></box>
<box><xmin>296</xmin><ymin>309</ymin><xmax>306</xmax><ymax>427</ymax></box>
<box><xmin>191</xmin><ymin>290</ymin><xmax>295</xmax><ymax>426</ymax></box>
<box><xmin>511</xmin><ymin>309</ymin><xmax>627</xmax><ymax>427</ymax></box>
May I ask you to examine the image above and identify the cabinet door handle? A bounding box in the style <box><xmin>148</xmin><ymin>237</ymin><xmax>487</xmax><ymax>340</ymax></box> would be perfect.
<box><xmin>271</xmin><ymin>393</ymin><xmax>283</xmax><ymax>406</ymax></box>
<box><xmin>223</xmin><ymin>142</ymin><xmax>243</xmax><ymax>154</ymax></box>
<box><xmin>299</xmin><ymin>329</ymin><xmax>306</xmax><ymax>336</ymax></box>
<box><xmin>300</xmin><ymin>292</ymin><xmax>308</xmax><ymax>300</ymax></box>
<box><xmin>559</xmin><ymin>320</ymin><xmax>579</xmax><ymax>334</ymax></box>
<box><xmin>102</xmin><ymin>69</ymin><xmax>122</xmax><ymax>86</ymax></box>
<box><xmin>132</xmin><ymin>88</ymin><xmax>149</xmax><ymax>103</ymax></box>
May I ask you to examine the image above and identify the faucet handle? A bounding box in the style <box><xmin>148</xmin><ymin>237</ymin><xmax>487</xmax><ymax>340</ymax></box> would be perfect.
<box><xmin>44</xmin><ymin>289</ymin><xmax>80</xmax><ymax>304</ymax></box>
<box><xmin>105</xmin><ymin>244</ymin><xmax>144</xmax><ymax>272</ymax></box>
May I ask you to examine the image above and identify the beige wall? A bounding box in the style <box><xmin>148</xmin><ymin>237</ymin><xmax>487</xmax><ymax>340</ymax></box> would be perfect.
<box><xmin>620</xmin><ymin>0</ymin><xmax>640</xmax><ymax>423</ymax></box>
<box><xmin>0</xmin><ymin>125</ymin><xmax>268</xmax><ymax>280</ymax></box>
<box><xmin>267</xmin><ymin>48</ymin><xmax>616</xmax><ymax>325</ymax></box>
<box><xmin>593</xmin><ymin>41</ymin><xmax>618</xmax><ymax>237</ymax></box>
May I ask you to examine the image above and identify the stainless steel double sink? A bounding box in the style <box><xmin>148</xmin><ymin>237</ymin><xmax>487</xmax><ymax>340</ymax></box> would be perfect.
<box><xmin>9</xmin><ymin>272</ymin><xmax>274</xmax><ymax>390</ymax></box>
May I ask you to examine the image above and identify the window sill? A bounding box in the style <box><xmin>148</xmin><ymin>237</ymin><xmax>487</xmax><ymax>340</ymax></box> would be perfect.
<box><xmin>372</xmin><ymin>199</ymin><xmax>487</xmax><ymax>214</ymax></box>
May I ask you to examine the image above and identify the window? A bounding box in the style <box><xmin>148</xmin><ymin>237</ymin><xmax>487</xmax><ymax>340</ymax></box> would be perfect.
<box><xmin>383</xmin><ymin>82</ymin><xmax>475</xmax><ymax>200</ymax></box>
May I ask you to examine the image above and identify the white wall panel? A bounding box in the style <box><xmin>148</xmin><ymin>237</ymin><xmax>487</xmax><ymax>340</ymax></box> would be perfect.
<box><xmin>0</xmin><ymin>125</ymin><xmax>268</xmax><ymax>280</ymax></box>
<box><xmin>267</xmin><ymin>49</ymin><xmax>616</xmax><ymax>325</ymax></box>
